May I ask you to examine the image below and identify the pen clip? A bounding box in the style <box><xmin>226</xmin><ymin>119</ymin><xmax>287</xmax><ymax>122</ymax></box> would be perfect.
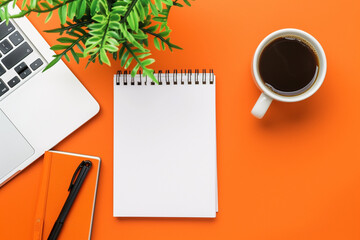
<box><xmin>68</xmin><ymin>161</ymin><xmax>92</xmax><ymax>191</ymax></box>
<box><xmin>68</xmin><ymin>161</ymin><xmax>85</xmax><ymax>191</ymax></box>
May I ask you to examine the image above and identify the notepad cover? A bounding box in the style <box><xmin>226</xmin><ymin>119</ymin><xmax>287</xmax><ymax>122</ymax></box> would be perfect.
<box><xmin>113</xmin><ymin>72</ymin><xmax>217</xmax><ymax>218</ymax></box>
<box><xmin>33</xmin><ymin>151</ymin><xmax>100</xmax><ymax>240</ymax></box>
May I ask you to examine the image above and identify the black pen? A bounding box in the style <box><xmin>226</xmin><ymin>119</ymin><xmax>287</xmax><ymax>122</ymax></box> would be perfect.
<box><xmin>48</xmin><ymin>160</ymin><xmax>92</xmax><ymax>240</ymax></box>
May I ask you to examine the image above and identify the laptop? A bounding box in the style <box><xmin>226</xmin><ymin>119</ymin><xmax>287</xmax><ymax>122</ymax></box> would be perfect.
<box><xmin>0</xmin><ymin>6</ymin><xmax>99</xmax><ymax>187</ymax></box>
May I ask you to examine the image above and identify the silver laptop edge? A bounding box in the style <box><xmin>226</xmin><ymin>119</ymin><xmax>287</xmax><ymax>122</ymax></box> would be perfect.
<box><xmin>0</xmin><ymin>6</ymin><xmax>100</xmax><ymax>186</ymax></box>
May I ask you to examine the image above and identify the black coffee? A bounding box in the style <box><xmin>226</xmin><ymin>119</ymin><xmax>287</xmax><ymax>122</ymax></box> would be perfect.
<box><xmin>259</xmin><ymin>36</ymin><xmax>319</xmax><ymax>96</ymax></box>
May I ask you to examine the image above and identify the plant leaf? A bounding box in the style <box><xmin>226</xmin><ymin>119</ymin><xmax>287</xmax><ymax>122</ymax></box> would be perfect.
<box><xmin>50</xmin><ymin>45</ymin><xmax>69</xmax><ymax>50</ymax></box>
<box><xmin>43</xmin><ymin>55</ymin><xmax>62</xmax><ymax>72</ymax></box>
<box><xmin>183</xmin><ymin>0</ymin><xmax>191</xmax><ymax>6</ymax></box>
<box><xmin>58</xmin><ymin>5</ymin><xmax>67</xmax><ymax>25</ymax></box>
<box><xmin>90</xmin><ymin>0</ymin><xmax>100</xmax><ymax>15</ymax></box>
<box><xmin>76</xmin><ymin>0</ymin><xmax>87</xmax><ymax>19</ymax></box>
<box><xmin>155</xmin><ymin>0</ymin><xmax>163</xmax><ymax>11</ymax></box>
<box><xmin>153</xmin><ymin>37</ymin><xmax>160</xmax><ymax>50</ymax></box>
<box><xmin>100</xmin><ymin>48</ymin><xmax>111</xmax><ymax>65</ymax></box>
<box><xmin>45</xmin><ymin>11</ymin><xmax>53</xmax><ymax>23</ymax></box>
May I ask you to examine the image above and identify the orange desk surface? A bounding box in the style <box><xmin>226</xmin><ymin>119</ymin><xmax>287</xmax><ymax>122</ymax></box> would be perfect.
<box><xmin>1</xmin><ymin>0</ymin><xmax>360</xmax><ymax>239</ymax></box>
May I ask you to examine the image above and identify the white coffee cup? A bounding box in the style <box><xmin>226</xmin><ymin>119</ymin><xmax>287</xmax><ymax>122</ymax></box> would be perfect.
<box><xmin>251</xmin><ymin>28</ymin><xmax>327</xmax><ymax>119</ymax></box>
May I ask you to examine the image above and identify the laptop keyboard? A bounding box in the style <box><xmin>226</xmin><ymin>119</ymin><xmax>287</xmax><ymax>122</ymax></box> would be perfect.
<box><xmin>0</xmin><ymin>20</ymin><xmax>45</xmax><ymax>100</ymax></box>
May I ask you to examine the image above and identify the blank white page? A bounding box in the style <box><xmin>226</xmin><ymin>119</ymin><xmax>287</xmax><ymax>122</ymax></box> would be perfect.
<box><xmin>114</xmin><ymin>72</ymin><xmax>217</xmax><ymax>217</ymax></box>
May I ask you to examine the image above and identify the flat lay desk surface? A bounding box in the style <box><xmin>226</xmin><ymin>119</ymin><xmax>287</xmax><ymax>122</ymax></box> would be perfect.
<box><xmin>1</xmin><ymin>0</ymin><xmax>360</xmax><ymax>239</ymax></box>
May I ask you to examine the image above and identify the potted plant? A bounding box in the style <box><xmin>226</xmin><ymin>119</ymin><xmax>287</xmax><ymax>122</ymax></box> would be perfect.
<box><xmin>0</xmin><ymin>0</ymin><xmax>193</xmax><ymax>83</ymax></box>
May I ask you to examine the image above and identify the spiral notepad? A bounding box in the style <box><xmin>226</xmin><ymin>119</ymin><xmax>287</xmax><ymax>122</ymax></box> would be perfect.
<box><xmin>113</xmin><ymin>69</ymin><xmax>217</xmax><ymax>218</ymax></box>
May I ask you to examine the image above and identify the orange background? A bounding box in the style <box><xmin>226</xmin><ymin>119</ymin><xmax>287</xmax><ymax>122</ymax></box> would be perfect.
<box><xmin>1</xmin><ymin>0</ymin><xmax>360</xmax><ymax>239</ymax></box>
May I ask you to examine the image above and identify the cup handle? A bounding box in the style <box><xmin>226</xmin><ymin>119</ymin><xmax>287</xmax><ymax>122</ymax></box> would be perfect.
<box><xmin>251</xmin><ymin>93</ymin><xmax>273</xmax><ymax>119</ymax></box>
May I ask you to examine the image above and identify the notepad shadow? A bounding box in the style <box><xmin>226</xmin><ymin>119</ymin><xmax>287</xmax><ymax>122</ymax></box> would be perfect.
<box><xmin>115</xmin><ymin>217</ymin><xmax>217</xmax><ymax>223</ymax></box>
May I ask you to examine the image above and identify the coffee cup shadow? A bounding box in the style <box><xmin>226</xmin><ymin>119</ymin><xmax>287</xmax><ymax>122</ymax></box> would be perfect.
<box><xmin>258</xmin><ymin>100</ymin><xmax>316</xmax><ymax>129</ymax></box>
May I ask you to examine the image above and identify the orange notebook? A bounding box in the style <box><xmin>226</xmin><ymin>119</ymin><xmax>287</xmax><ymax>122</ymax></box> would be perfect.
<box><xmin>33</xmin><ymin>151</ymin><xmax>101</xmax><ymax>240</ymax></box>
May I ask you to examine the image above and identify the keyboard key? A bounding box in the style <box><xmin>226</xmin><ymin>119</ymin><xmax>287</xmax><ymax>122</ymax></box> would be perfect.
<box><xmin>14</xmin><ymin>62</ymin><xmax>27</xmax><ymax>74</ymax></box>
<box><xmin>9</xmin><ymin>31</ymin><xmax>24</xmax><ymax>46</ymax></box>
<box><xmin>30</xmin><ymin>58</ymin><xmax>43</xmax><ymax>71</ymax></box>
<box><xmin>7</xmin><ymin>76</ymin><xmax>20</xmax><ymax>88</ymax></box>
<box><xmin>0</xmin><ymin>64</ymin><xmax>5</xmax><ymax>76</ymax></box>
<box><xmin>0</xmin><ymin>79</ymin><xmax>9</xmax><ymax>97</ymax></box>
<box><xmin>0</xmin><ymin>21</ymin><xmax>15</xmax><ymax>41</ymax></box>
<box><xmin>19</xmin><ymin>67</ymin><xmax>31</xmax><ymax>79</ymax></box>
<box><xmin>0</xmin><ymin>39</ymin><xmax>13</xmax><ymax>54</ymax></box>
<box><xmin>15</xmin><ymin>62</ymin><xmax>32</xmax><ymax>79</ymax></box>
<box><xmin>1</xmin><ymin>42</ymin><xmax>33</xmax><ymax>69</ymax></box>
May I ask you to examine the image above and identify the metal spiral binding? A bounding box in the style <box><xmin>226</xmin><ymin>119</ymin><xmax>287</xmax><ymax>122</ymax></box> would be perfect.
<box><xmin>124</xmin><ymin>71</ymin><xmax>128</xmax><ymax>85</ymax></box>
<box><xmin>210</xmin><ymin>69</ymin><xmax>214</xmax><ymax>84</ymax></box>
<box><xmin>131</xmin><ymin>74</ymin><xmax>135</xmax><ymax>85</ymax></box>
<box><xmin>195</xmin><ymin>69</ymin><xmax>199</xmax><ymax>84</ymax></box>
<box><xmin>158</xmin><ymin>71</ymin><xmax>163</xmax><ymax>85</ymax></box>
<box><xmin>181</xmin><ymin>69</ymin><xmax>184</xmax><ymax>85</ymax></box>
<box><xmin>116</xmin><ymin>69</ymin><xmax>215</xmax><ymax>85</ymax></box>
<box><xmin>165</xmin><ymin>70</ymin><xmax>170</xmax><ymax>85</ymax></box>
<box><xmin>187</xmin><ymin>69</ymin><xmax>192</xmax><ymax>85</ymax></box>
<box><xmin>138</xmin><ymin>71</ymin><xmax>142</xmax><ymax>85</ymax></box>
<box><xmin>173</xmin><ymin>69</ymin><xmax>178</xmax><ymax>85</ymax></box>
<box><xmin>116</xmin><ymin>70</ymin><xmax>121</xmax><ymax>85</ymax></box>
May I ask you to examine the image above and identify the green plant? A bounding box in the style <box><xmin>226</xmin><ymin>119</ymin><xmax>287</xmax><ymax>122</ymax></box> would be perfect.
<box><xmin>0</xmin><ymin>0</ymin><xmax>193</xmax><ymax>83</ymax></box>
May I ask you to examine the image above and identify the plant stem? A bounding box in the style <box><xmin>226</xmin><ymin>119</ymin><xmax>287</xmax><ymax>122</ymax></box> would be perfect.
<box><xmin>99</xmin><ymin>17</ymin><xmax>111</xmax><ymax>49</ymax></box>
<box><xmin>45</xmin><ymin>20</ymin><xmax>94</xmax><ymax>33</ymax></box>
<box><xmin>0</xmin><ymin>0</ymin><xmax>12</xmax><ymax>8</ymax></box>
<box><xmin>141</xmin><ymin>27</ymin><xmax>172</xmax><ymax>49</ymax></box>
<box><xmin>123</xmin><ymin>42</ymin><xmax>144</xmax><ymax>71</ymax></box>
<box><xmin>123</xmin><ymin>42</ymin><xmax>158</xmax><ymax>84</ymax></box>
<box><xmin>86</xmin><ymin>52</ymin><xmax>98</xmax><ymax>67</ymax></box>
<box><xmin>60</xmin><ymin>33</ymin><xmax>89</xmax><ymax>57</ymax></box>
<box><xmin>11</xmin><ymin>0</ymin><xmax>76</xmax><ymax>17</ymax></box>
<box><xmin>120</xmin><ymin>0</ymin><xmax>138</xmax><ymax>23</ymax></box>
<box><xmin>87</xmin><ymin>15</ymin><xmax>110</xmax><ymax>65</ymax></box>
